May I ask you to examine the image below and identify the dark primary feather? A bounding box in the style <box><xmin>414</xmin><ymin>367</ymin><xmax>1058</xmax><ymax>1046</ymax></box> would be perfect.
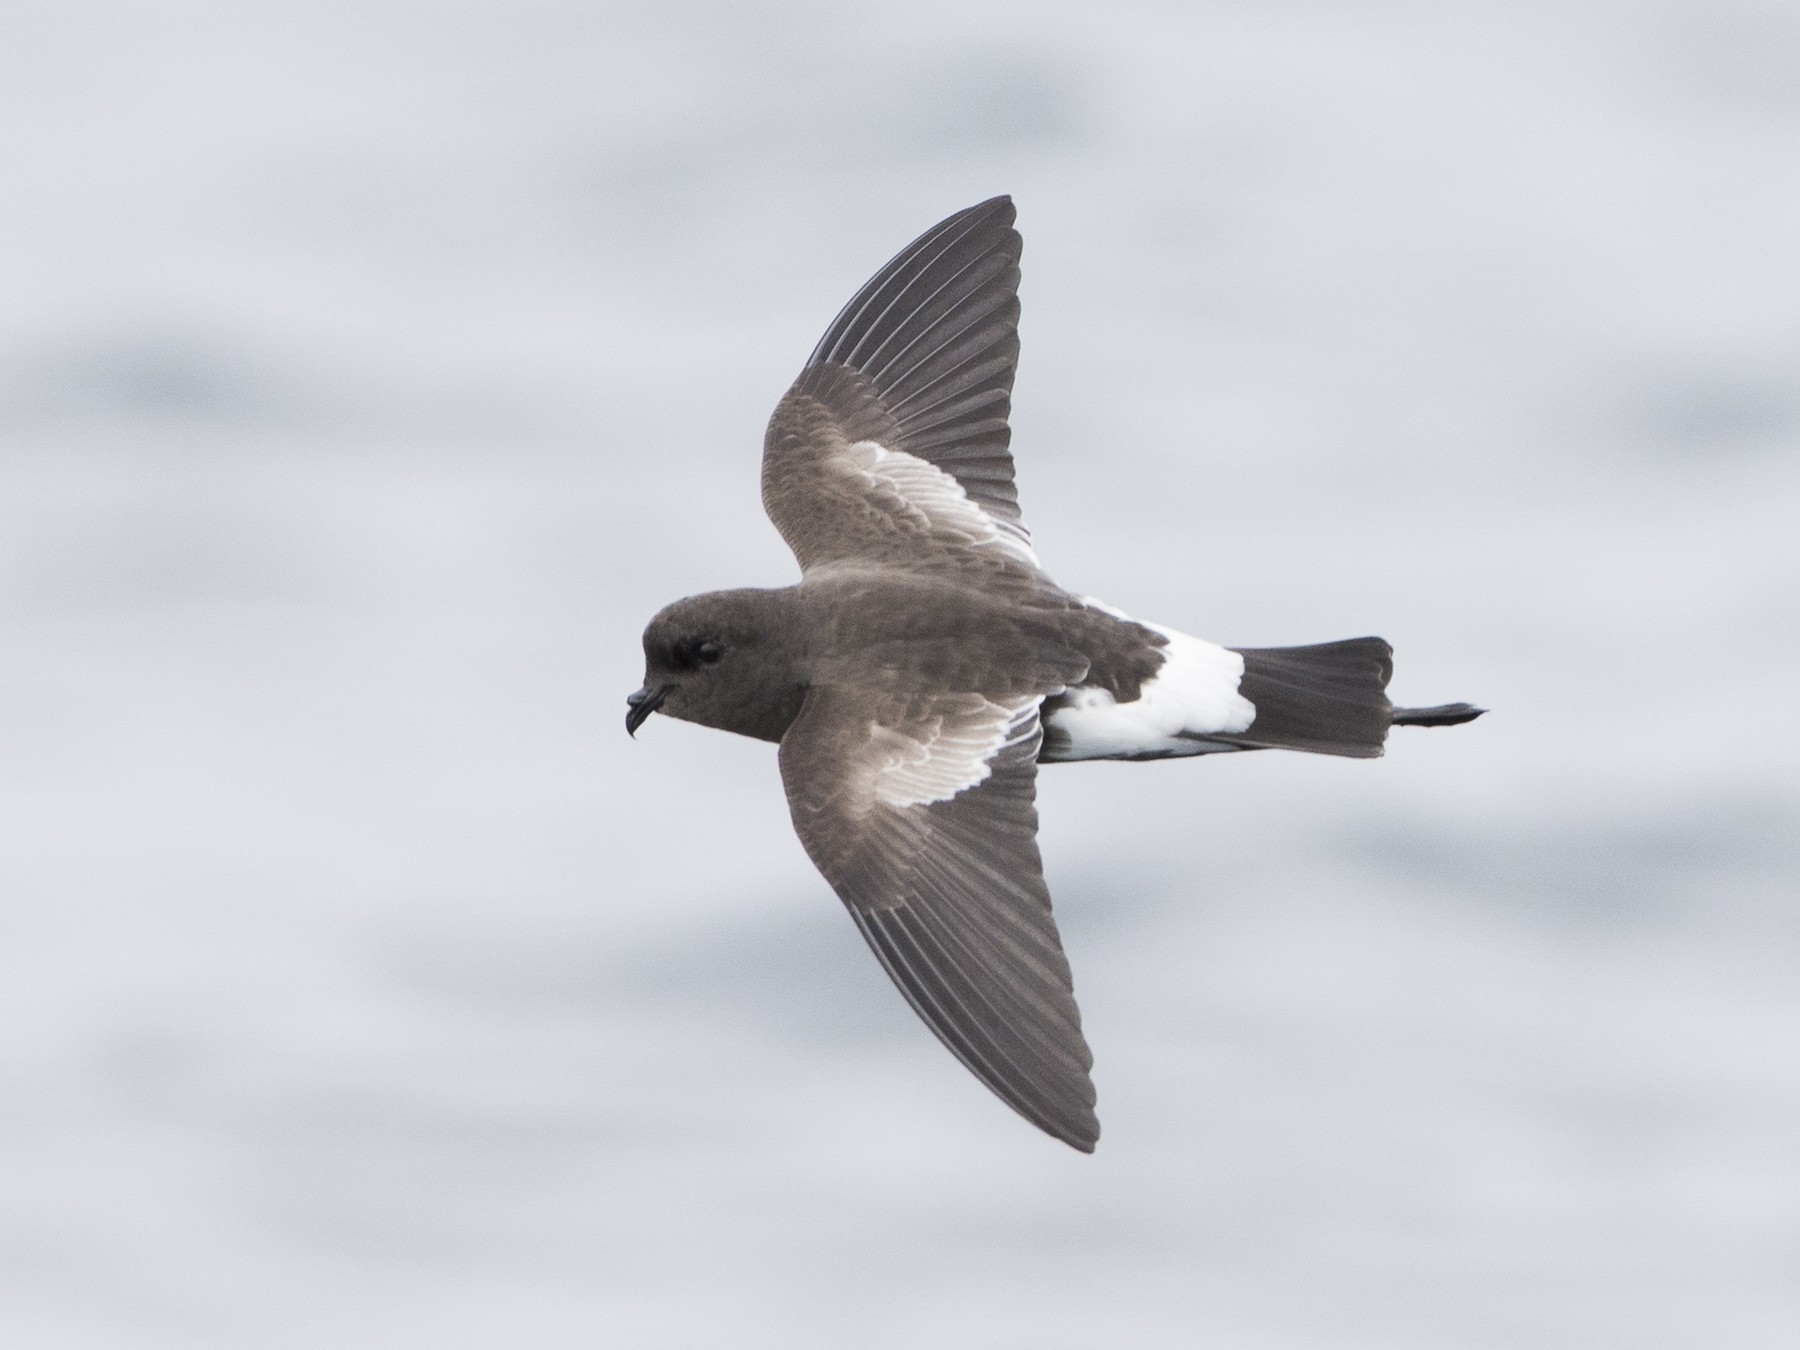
<box><xmin>805</xmin><ymin>196</ymin><xmax>1024</xmax><ymax>524</ymax></box>
<box><xmin>778</xmin><ymin>685</ymin><xmax>1099</xmax><ymax>1152</ymax></box>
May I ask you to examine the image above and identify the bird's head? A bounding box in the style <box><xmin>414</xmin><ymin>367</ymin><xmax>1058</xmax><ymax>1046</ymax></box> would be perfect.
<box><xmin>627</xmin><ymin>589</ymin><xmax>807</xmax><ymax>744</ymax></box>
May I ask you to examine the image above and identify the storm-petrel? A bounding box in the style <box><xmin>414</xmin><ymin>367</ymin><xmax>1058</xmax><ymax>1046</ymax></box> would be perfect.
<box><xmin>627</xmin><ymin>197</ymin><xmax>1482</xmax><ymax>1151</ymax></box>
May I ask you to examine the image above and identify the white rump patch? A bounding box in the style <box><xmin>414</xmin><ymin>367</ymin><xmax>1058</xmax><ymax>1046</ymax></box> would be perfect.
<box><xmin>843</xmin><ymin>439</ymin><xmax>1040</xmax><ymax>568</ymax></box>
<box><xmin>1044</xmin><ymin>604</ymin><xmax>1256</xmax><ymax>761</ymax></box>
<box><xmin>870</xmin><ymin>696</ymin><xmax>1039</xmax><ymax>809</ymax></box>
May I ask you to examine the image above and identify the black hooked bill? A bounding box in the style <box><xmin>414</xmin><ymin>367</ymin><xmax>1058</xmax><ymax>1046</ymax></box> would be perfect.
<box><xmin>625</xmin><ymin>684</ymin><xmax>667</xmax><ymax>736</ymax></box>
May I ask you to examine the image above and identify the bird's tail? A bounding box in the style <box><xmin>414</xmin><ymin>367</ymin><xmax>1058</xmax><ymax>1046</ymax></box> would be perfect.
<box><xmin>1220</xmin><ymin>638</ymin><xmax>1484</xmax><ymax>758</ymax></box>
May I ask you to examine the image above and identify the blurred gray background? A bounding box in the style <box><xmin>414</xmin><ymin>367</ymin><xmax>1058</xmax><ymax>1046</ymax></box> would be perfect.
<box><xmin>4</xmin><ymin>2</ymin><xmax>1798</xmax><ymax>1346</ymax></box>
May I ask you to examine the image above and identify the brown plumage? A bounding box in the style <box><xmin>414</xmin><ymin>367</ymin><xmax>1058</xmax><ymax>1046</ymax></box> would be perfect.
<box><xmin>628</xmin><ymin>197</ymin><xmax>1483</xmax><ymax>1151</ymax></box>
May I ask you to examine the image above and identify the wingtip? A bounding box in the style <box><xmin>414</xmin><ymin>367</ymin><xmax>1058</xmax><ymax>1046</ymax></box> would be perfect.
<box><xmin>1051</xmin><ymin>1112</ymin><xmax>1100</xmax><ymax>1154</ymax></box>
<box><xmin>962</xmin><ymin>194</ymin><xmax>1016</xmax><ymax>225</ymax></box>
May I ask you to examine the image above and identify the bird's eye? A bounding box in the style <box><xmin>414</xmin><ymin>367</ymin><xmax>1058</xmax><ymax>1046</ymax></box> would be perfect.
<box><xmin>696</xmin><ymin>640</ymin><xmax>723</xmax><ymax>664</ymax></box>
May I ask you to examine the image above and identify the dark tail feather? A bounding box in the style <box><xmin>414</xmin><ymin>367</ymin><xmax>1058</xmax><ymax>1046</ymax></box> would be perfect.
<box><xmin>1223</xmin><ymin>638</ymin><xmax>1397</xmax><ymax>759</ymax></box>
<box><xmin>1392</xmin><ymin>702</ymin><xmax>1485</xmax><ymax>727</ymax></box>
<box><xmin>1218</xmin><ymin>639</ymin><xmax>1484</xmax><ymax>759</ymax></box>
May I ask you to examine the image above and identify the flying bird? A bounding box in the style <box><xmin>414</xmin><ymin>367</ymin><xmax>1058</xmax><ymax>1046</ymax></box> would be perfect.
<box><xmin>627</xmin><ymin>197</ymin><xmax>1482</xmax><ymax>1151</ymax></box>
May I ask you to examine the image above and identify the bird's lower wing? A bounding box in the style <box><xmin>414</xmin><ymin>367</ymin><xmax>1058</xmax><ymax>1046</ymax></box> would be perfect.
<box><xmin>777</xmin><ymin>684</ymin><xmax>1098</xmax><ymax>1151</ymax></box>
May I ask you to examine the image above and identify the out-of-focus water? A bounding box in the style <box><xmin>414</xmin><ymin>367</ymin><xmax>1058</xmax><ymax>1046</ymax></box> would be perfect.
<box><xmin>4</xmin><ymin>3</ymin><xmax>1797</xmax><ymax>1346</ymax></box>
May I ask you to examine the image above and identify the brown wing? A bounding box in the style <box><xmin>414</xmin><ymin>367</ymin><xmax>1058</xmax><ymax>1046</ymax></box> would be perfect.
<box><xmin>778</xmin><ymin>683</ymin><xmax>1098</xmax><ymax>1151</ymax></box>
<box><xmin>762</xmin><ymin>197</ymin><xmax>1041</xmax><ymax>575</ymax></box>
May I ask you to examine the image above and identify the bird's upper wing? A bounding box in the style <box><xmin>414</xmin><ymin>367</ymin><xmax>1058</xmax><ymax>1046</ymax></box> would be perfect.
<box><xmin>762</xmin><ymin>197</ymin><xmax>1041</xmax><ymax>576</ymax></box>
<box><xmin>778</xmin><ymin>681</ymin><xmax>1098</xmax><ymax>1150</ymax></box>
